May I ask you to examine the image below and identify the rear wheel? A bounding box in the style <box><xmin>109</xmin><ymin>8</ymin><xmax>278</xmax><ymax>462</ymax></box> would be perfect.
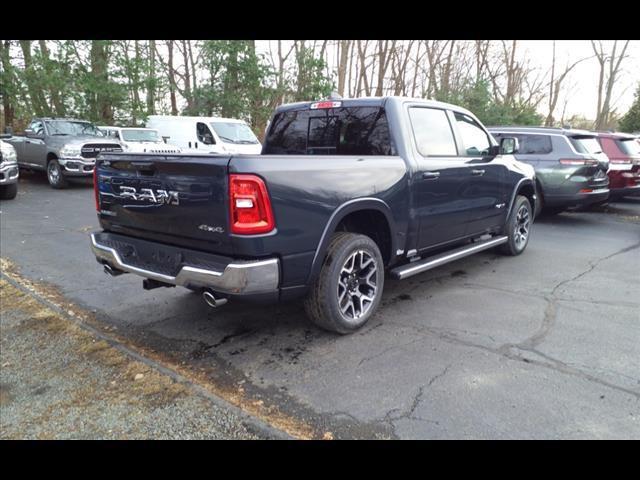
<box><xmin>47</xmin><ymin>159</ymin><xmax>68</xmax><ymax>189</ymax></box>
<box><xmin>304</xmin><ymin>232</ymin><xmax>384</xmax><ymax>334</ymax></box>
<box><xmin>0</xmin><ymin>183</ymin><xmax>18</xmax><ymax>200</ymax></box>
<box><xmin>499</xmin><ymin>195</ymin><xmax>532</xmax><ymax>256</ymax></box>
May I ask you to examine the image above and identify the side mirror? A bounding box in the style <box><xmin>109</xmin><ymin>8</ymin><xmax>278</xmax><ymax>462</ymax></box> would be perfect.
<box><xmin>499</xmin><ymin>137</ymin><xmax>519</xmax><ymax>155</ymax></box>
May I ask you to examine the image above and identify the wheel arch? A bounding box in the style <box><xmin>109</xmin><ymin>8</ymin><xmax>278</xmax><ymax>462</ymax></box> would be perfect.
<box><xmin>508</xmin><ymin>178</ymin><xmax>537</xmax><ymax>219</ymax></box>
<box><xmin>307</xmin><ymin>198</ymin><xmax>397</xmax><ymax>285</ymax></box>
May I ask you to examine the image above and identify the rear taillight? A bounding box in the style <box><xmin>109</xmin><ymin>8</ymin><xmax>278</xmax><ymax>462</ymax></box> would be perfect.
<box><xmin>559</xmin><ymin>158</ymin><xmax>598</xmax><ymax>166</ymax></box>
<box><xmin>93</xmin><ymin>165</ymin><xmax>99</xmax><ymax>211</ymax></box>
<box><xmin>229</xmin><ymin>174</ymin><xmax>275</xmax><ymax>235</ymax></box>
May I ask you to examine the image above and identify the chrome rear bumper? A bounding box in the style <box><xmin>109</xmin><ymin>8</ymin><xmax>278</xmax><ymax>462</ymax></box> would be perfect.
<box><xmin>90</xmin><ymin>233</ymin><xmax>279</xmax><ymax>295</ymax></box>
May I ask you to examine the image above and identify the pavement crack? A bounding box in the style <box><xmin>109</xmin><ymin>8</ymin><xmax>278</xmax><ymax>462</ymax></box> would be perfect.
<box><xmin>551</xmin><ymin>240</ymin><xmax>640</xmax><ymax>297</ymax></box>
<box><xmin>427</xmin><ymin>364</ymin><xmax>452</xmax><ymax>387</ymax></box>
<box><xmin>357</xmin><ymin>337</ymin><xmax>423</xmax><ymax>367</ymax></box>
<box><xmin>379</xmin><ymin>363</ymin><xmax>453</xmax><ymax>430</ymax></box>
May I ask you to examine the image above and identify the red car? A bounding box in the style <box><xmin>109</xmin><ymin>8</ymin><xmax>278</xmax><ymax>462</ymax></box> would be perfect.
<box><xmin>594</xmin><ymin>132</ymin><xmax>640</xmax><ymax>199</ymax></box>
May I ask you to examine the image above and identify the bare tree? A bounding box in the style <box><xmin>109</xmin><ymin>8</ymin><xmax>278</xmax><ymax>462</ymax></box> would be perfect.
<box><xmin>545</xmin><ymin>41</ymin><xmax>591</xmax><ymax>126</ymax></box>
<box><xmin>591</xmin><ymin>40</ymin><xmax>631</xmax><ymax>129</ymax></box>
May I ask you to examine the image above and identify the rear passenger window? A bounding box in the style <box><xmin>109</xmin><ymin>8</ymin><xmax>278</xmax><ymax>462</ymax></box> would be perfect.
<box><xmin>494</xmin><ymin>134</ymin><xmax>552</xmax><ymax>154</ymax></box>
<box><xmin>408</xmin><ymin>107</ymin><xmax>457</xmax><ymax>156</ymax></box>
<box><xmin>454</xmin><ymin>112</ymin><xmax>491</xmax><ymax>156</ymax></box>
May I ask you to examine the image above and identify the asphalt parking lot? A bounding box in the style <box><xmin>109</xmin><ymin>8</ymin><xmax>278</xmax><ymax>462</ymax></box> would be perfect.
<box><xmin>1</xmin><ymin>171</ymin><xmax>639</xmax><ymax>439</ymax></box>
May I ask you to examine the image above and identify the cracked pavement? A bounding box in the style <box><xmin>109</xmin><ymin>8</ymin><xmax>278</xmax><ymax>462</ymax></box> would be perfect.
<box><xmin>1</xmin><ymin>172</ymin><xmax>639</xmax><ymax>439</ymax></box>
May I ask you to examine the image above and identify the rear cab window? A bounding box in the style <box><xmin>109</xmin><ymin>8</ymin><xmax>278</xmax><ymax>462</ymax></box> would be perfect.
<box><xmin>263</xmin><ymin>105</ymin><xmax>394</xmax><ymax>155</ymax></box>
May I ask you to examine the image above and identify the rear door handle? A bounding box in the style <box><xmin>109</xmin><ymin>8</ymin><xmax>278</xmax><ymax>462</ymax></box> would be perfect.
<box><xmin>471</xmin><ymin>169</ymin><xmax>485</xmax><ymax>176</ymax></box>
<box><xmin>422</xmin><ymin>171</ymin><xmax>440</xmax><ymax>180</ymax></box>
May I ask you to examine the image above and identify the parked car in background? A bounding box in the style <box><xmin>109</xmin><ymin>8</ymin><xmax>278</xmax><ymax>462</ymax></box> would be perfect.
<box><xmin>0</xmin><ymin>138</ymin><xmax>19</xmax><ymax>199</ymax></box>
<box><xmin>145</xmin><ymin>116</ymin><xmax>262</xmax><ymax>155</ymax></box>
<box><xmin>97</xmin><ymin>126</ymin><xmax>181</xmax><ymax>154</ymax></box>
<box><xmin>3</xmin><ymin>118</ymin><xmax>122</xmax><ymax>189</ymax></box>
<box><xmin>91</xmin><ymin>96</ymin><xmax>536</xmax><ymax>334</ymax></box>
<box><xmin>489</xmin><ymin>127</ymin><xmax>610</xmax><ymax>214</ymax></box>
<box><xmin>593</xmin><ymin>131</ymin><xmax>640</xmax><ymax>199</ymax></box>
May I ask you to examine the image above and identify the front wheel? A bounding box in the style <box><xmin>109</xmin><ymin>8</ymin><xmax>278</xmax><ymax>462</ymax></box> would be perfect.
<box><xmin>304</xmin><ymin>232</ymin><xmax>384</xmax><ymax>334</ymax></box>
<box><xmin>47</xmin><ymin>159</ymin><xmax>69</xmax><ymax>189</ymax></box>
<box><xmin>499</xmin><ymin>195</ymin><xmax>532</xmax><ymax>256</ymax></box>
<box><xmin>0</xmin><ymin>183</ymin><xmax>18</xmax><ymax>200</ymax></box>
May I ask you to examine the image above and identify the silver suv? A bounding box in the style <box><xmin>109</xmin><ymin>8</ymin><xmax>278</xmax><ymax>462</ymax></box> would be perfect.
<box><xmin>489</xmin><ymin>127</ymin><xmax>610</xmax><ymax>214</ymax></box>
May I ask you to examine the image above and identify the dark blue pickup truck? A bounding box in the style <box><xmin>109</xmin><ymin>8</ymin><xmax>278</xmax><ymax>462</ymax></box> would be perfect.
<box><xmin>90</xmin><ymin>96</ymin><xmax>537</xmax><ymax>333</ymax></box>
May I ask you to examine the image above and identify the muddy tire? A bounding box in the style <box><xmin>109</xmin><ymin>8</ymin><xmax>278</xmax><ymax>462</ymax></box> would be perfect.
<box><xmin>499</xmin><ymin>195</ymin><xmax>532</xmax><ymax>256</ymax></box>
<box><xmin>304</xmin><ymin>232</ymin><xmax>384</xmax><ymax>334</ymax></box>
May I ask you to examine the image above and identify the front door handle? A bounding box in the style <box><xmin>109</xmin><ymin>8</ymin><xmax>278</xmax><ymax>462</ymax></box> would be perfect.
<box><xmin>422</xmin><ymin>171</ymin><xmax>440</xmax><ymax>180</ymax></box>
<box><xmin>471</xmin><ymin>169</ymin><xmax>485</xmax><ymax>176</ymax></box>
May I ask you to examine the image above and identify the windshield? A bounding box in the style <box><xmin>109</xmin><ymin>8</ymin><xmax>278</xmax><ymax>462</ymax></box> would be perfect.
<box><xmin>209</xmin><ymin>122</ymin><xmax>259</xmax><ymax>145</ymax></box>
<box><xmin>569</xmin><ymin>136</ymin><xmax>603</xmax><ymax>155</ymax></box>
<box><xmin>617</xmin><ymin>139</ymin><xmax>640</xmax><ymax>155</ymax></box>
<box><xmin>121</xmin><ymin>129</ymin><xmax>160</xmax><ymax>142</ymax></box>
<box><xmin>45</xmin><ymin>120</ymin><xmax>102</xmax><ymax>137</ymax></box>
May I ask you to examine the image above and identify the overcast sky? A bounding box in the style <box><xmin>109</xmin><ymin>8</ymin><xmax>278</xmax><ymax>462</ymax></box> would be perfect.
<box><xmin>518</xmin><ymin>41</ymin><xmax>639</xmax><ymax>119</ymax></box>
<box><xmin>256</xmin><ymin>40</ymin><xmax>639</xmax><ymax>120</ymax></box>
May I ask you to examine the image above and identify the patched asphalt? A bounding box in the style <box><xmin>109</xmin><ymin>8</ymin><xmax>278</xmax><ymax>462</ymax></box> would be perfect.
<box><xmin>1</xmin><ymin>171</ymin><xmax>639</xmax><ymax>439</ymax></box>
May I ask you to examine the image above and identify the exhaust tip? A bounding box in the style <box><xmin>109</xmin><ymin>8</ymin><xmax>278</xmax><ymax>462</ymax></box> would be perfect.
<box><xmin>103</xmin><ymin>263</ymin><xmax>124</xmax><ymax>277</ymax></box>
<box><xmin>202</xmin><ymin>289</ymin><xmax>227</xmax><ymax>308</ymax></box>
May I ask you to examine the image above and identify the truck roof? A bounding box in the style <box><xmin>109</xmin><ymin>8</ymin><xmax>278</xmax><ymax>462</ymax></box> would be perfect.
<box><xmin>98</xmin><ymin>126</ymin><xmax>157</xmax><ymax>131</ymax></box>
<box><xmin>273</xmin><ymin>96</ymin><xmax>477</xmax><ymax>118</ymax></box>
<box><xmin>591</xmin><ymin>130</ymin><xmax>638</xmax><ymax>140</ymax></box>
<box><xmin>38</xmin><ymin>117</ymin><xmax>93</xmax><ymax>123</ymax></box>
<box><xmin>487</xmin><ymin>126</ymin><xmax>596</xmax><ymax>137</ymax></box>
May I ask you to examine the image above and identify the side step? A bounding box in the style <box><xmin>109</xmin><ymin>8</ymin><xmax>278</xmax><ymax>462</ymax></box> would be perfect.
<box><xmin>390</xmin><ymin>235</ymin><xmax>508</xmax><ymax>280</ymax></box>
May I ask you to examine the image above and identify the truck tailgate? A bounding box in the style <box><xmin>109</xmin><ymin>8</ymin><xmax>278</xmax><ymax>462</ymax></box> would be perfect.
<box><xmin>96</xmin><ymin>154</ymin><xmax>233</xmax><ymax>255</ymax></box>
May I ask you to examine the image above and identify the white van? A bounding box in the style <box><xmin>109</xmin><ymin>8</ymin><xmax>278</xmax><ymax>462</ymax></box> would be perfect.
<box><xmin>145</xmin><ymin>116</ymin><xmax>262</xmax><ymax>155</ymax></box>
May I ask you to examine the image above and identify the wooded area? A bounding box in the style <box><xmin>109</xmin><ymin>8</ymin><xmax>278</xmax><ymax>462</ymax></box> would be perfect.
<box><xmin>1</xmin><ymin>40</ymin><xmax>637</xmax><ymax>136</ymax></box>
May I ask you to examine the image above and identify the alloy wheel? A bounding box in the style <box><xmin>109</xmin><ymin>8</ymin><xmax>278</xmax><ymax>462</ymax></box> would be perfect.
<box><xmin>337</xmin><ymin>250</ymin><xmax>378</xmax><ymax>321</ymax></box>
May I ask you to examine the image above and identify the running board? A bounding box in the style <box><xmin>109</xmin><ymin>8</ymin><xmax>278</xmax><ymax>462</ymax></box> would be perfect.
<box><xmin>390</xmin><ymin>236</ymin><xmax>508</xmax><ymax>280</ymax></box>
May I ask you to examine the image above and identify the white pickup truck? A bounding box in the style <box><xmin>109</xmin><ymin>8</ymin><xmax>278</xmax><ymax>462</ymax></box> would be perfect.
<box><xmin>97</xmin><ymin>127</ymin><xmax>181</xmax><ymax>154</ymax></box>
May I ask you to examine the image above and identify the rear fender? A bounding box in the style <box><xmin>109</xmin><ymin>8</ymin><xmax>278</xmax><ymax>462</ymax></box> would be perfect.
<box><xmin>306</xmin><ymin>198</ymin><xmax>397</xmax><ymax>285</ymax></box>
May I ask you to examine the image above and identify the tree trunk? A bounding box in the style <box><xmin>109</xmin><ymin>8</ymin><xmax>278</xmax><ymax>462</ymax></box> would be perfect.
<box><xmin>337</xmin><ymin>40</ymin><xmax>350</xmax><ymax>97</ymax></box>
<box><xmin>181</xmin><ymin>40</ymin><xmax>193</xmax><ymax>112</ymax></box>
<box><xmin>166</xmin><ymin>40</ymin><xmax>178</xmax><ymax>115</ymax></box>
<box><xmin>19</xmin><ymin>40</ymin><xmax>48</xmax><ymax>116</ymax></box>
<box><xmin>38</xmin><ymin>41</ymin><xmax>65</xmax><ymax>116</ymax></box>
<box><xmin>90</xmin><ymin>40</ymin><xmax>112</xmax><ymax>123</ymax></box>
<box><xmin>0</xmin><ymin>40</ymin><xmax>16</xmax><ymax>128</ymax></box>
<box><xmin>146</xmin><ymin>40</ymin><xmax>156</xmax><ymax>115</ymax></box>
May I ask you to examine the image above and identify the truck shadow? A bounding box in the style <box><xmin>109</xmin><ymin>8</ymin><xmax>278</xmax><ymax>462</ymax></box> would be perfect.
<box><xmin>18</xmin><ymin>169</ymin><xmax>93</xmax><ymax>189</ymax></box>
